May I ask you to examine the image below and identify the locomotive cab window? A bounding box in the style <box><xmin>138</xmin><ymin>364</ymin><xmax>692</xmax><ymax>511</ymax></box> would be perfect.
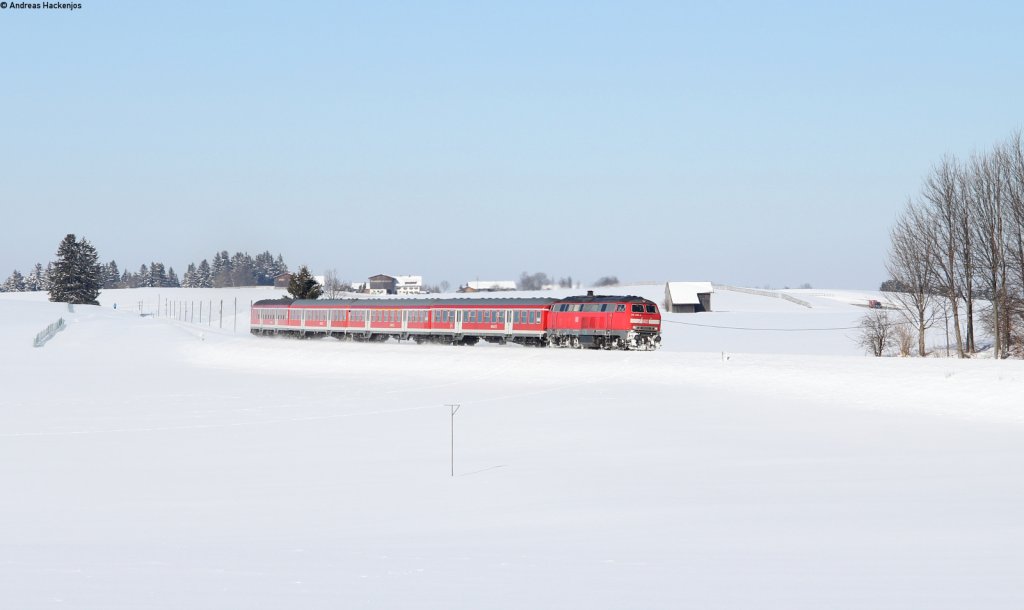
<box><xmin>631</xmin><ymin>304</ymin><xmax>645</xmax><ymax>313</ymax></box>
<box><xmin>646</xmin><ymin>305</ymin><xmax>657</xmax><ymax>313</ymax></box>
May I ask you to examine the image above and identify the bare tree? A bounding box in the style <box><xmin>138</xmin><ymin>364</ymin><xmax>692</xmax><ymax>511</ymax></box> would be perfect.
<box><xmin>857</xmin><ymin>309</ymin><xmax>896</xmax><ymax>357</ymax></box>
<box><xmin>886</xmin><ymin>201</ymin><xmax>938</xmax><ymax>356</ymax></box>
<box><xmin>955</xmin><ymin>164</ymin><xmax>978</xmax><ymax>353</ymax></box>
<box><xmin>1000</xmin><ymin>131</ymin><xmax>1024</xmax><ymax>353</ymax></box>
<box><xmin>968</xmin><ymin>152</ymin><xmax>1010</xmax><ymax>358</ymax></box>
<box><xmin>922</xmin><ymin>155</ymin><xmax>967</xmax><ymax>357</ymax></box>
<box><xmin>894</xmin><ymin>323</ymin><xmax>915</xmax><ymax>357</ymax></box>
<box><xmin>322</xmin><ymin>269</ymin><xmax>352</xmax><ymax>299</ymax></box>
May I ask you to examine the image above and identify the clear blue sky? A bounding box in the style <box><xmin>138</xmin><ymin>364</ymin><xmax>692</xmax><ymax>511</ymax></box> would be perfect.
<box><xmin>2</xmin><ymin>1</ymin><xmax>1022</xmax><ymax>289</ymax></box>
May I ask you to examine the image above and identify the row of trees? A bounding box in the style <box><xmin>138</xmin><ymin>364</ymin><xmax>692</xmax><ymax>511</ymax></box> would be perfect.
<box><xmin>3</xmin><ymin>238</ymin><xmax>291</xmax><ymax>303</ymax></box>
<box><xmin>181</xmin><ymin>251</ymin><xmax>288</xmax><ymax>288</ymax></box>
<box><xmin>518</xmin><ymin>272</ymin><xmax>618</xmax><ymax>291</ymax></box>
<box><xmin>885</xmin><ymin>130</ymin><xmax>1024</xmax><ymax>358</ymax></box>
<box><xmin>2</xmin><ymin>264</ymin><xmax>48</xmax><ymax>292</ymax></box>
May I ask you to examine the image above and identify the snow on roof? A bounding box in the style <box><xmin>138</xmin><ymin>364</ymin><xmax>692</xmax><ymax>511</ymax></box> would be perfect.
<box><xmin>393</xmin><ymin>275</ymin><xmax>422</xmax><ymax>286</ymax></box>
<box><xmin>666</xmin><ymin>281</ymin><xmax>714</xmax><ymax>305</ymax></box>
<box><xmin>467</xmin><ymin>280</ymin><xmax>517</xmax><ymax>290</ymax></box>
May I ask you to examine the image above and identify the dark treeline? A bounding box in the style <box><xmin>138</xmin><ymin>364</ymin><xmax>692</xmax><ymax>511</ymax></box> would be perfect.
<box><xmin>3</xmin><ymin>247</ymin><xmax>288</xmax><ymax>294</ymax></box>
<box><xmin>885</xmin><ymin>130</ymin><xmax>1024</xmax><ymax>358</ymax></box>
<box><xmin>180</xmin><ymin>251</ymin><xmax>287</xmax><ymax>288</ymax></box>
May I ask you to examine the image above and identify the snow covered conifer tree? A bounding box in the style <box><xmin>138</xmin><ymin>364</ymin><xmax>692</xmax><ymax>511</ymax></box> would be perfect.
<box><xmin>288</xmin><ymin>265</ymin><xmax>322</xmax><ymax>300</ymax></box>
<box><xmin>105</xmin><ymin>261</ymin><xmax>120</xmax><ymax>288</ymax></box>
<box><xmin>43</xmin><ymin>262</ymin><xmax>54</xmax><ymax>291</ymax></box>
<box><xmin>212</xmin><ymin>251</ymin><xmax>232</xmax><ymax>287</ymax></box>
<box><xmin>48</xmin><ymin>233</ymin><xmax>102</xmax><ymax>304</ymax></box>
<box><xmin>196</xmin><ymin>259</ymin><xmax>213</xmax><ymax>288</ymax></box>
<box><xmin>167</xmin><ymin>267</ymin><xmax>180</xmax><ymax>287</ymax></box>
<box><xmin>2</xmin><ymin>270</ymin><xmax>26</xmax><ymax>292</ymax></box>
<box><xmin>272</xmin><ymin>254</ymin><xmax>288</xmax><ymax>277</ymax></box>
<box><xmin>182</xmin><ymin>263</ymin><xmax>196</xmax><ymax>288</ymax></box>
<box><xmin>25</xmin><ymin>263</ymin><xmax>45</xmax><ymax>291</ymax></box>
<box><xmin>149</xmin><ymin>262</ymin><xmax>167</xmax><ymax>288</ymax></box>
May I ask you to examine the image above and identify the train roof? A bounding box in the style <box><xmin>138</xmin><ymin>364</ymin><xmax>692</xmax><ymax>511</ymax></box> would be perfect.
<box><xmin>253</xmin><ymin>297</ymin><xmax>559</xmax><ymax>308</ymax></box>
<box><xmin>555</xmin><ymin>294</ymin><xmax>653</xmax><ymax>304</ymax></box>
<box><xmin>253</xmin><ymin>294</ymin><xmax>654</xmax><ymax>307</ymax></box>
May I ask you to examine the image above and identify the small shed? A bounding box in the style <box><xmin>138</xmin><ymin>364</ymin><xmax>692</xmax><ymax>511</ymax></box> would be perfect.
<box><xmin>665</xmin><ymin>281</ymin><xmax>713</xmax><ymax>313</ymax></box>
<box><xmin>274</xmin><ymin>272</ymin><xmax>292</xmax><ymax>289</ymax></box>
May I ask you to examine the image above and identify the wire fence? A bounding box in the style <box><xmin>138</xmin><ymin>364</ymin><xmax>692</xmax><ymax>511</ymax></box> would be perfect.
<box><xmin>713</xmin><ymin>283</ymin><xmax>813</xmax><ymax>308</ymax></box>
<box><xmin>33</xmin><ymin>317</ymin><xmax>66</xmax><ymax>348</ymax></box>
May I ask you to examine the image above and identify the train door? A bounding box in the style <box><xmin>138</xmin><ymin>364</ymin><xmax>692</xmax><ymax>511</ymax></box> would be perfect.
<box><xmin>401</xmin><ymin>310</ymin><xmax>408</xmax><ymax>332</ymax></box>
<box><xmin>504</xmin><ymin>309</ymin><xmax>513</xmax><ymax>335</ymax></box>
<box><xmin>455</xmin><ymin>310</ymin><xmax>463</xmax><ymax>333</ymax></box>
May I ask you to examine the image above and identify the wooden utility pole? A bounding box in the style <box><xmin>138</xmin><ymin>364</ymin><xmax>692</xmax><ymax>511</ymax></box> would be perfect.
<box><xmin>447</xmin><ymin>403</ymin><xmax>461</xmax><ymax>477</ymax></box>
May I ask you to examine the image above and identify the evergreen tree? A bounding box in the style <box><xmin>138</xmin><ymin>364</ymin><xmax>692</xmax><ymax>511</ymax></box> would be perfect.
<box><xmin>253</xmin><ymin>251</ymin><xmax>274</xmax><ymax>285</ymax></box>
<box><xmin>43</xmin><ymin>262</ymin><xmax>54</xmax><ymax>291</ymax></box>
<box><xmin>48</xmin><ymin>233</ymin><xmax>102</xmax><ymax>304</ymax></box>
<box><xmin>2</xmin><ymin>270</ymin><xmax>26</xmax><ymax>292</ymax></box>
<box><xmin>105</xmin><ymin>260</ymin><xmax>120</xmax><ymax>288</ymax></box>
<box><xmin>230</xmin><ymin>252</ymin><xmax>255</xmax><ymax>286</ymax></box>
<box><xmin>212</xmin><ymin>251</ymin><xmax>232</xmax><ymax>287</ymax></box>
<box><xmin>288</xmin><ymin>265</ymin><xmax>322</xmax><ymax>300</ymax></box>
<box><xmin>25</xmin><ymin>263</ymin><xmax>45</xmax><ymax>291</ymax></box>
<box><xmin>167</xmin><ymin>267</ymin><xmax>180</xmax><ymax>287</ymax></box>
<box><xmin>182</xmin><ymin>263</ymin><xmax>196</xmax><ymax>288</ymax></box>
<box><xmin>196</xmin><ymin>259</ymin><xmax>213</xmax><ymax>288</ymax></box>
<box><xmin>272</xmin><ymin>253</ymin><xmax>288</xmax><ymax>277</ymax></box>
<box><xmin>149</xmin><ymin>262</ymin><xmax>167</xmax><ymax>288</ymax></box>
<box><xmin>138</xmin><ymin>264</ymin><xmax>151</xmax><ymax>287</ymax></box>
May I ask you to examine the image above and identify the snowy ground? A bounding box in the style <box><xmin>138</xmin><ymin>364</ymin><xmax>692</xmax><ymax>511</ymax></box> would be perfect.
<box><xmin>1</xmin><ymin>286</ymin><xmax>1022</xmax><ymax>608</ymax></box>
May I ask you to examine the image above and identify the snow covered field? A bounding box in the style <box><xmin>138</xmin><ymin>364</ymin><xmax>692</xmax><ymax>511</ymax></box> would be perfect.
<box><xmin>2</xmin><ymin>286</ymin><xmax>1022</xmax><ymax>608</ymax></box>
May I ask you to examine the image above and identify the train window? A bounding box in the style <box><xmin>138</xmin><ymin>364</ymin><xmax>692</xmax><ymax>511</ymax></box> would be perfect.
<box><xmin>616</xmin><ymin>305</ymin><xmax>625</xmax><ymax>312</ymax></box>
<box><xmin>646</xmin><ymin>305</ymin><xmax>656</xmax><ymax>313</ymax></box>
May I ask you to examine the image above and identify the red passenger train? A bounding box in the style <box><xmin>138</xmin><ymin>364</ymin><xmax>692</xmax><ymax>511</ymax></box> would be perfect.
<box><xmin>251</xmin><ymin>293</ymin><xmax>661</xmax><ymax>350</ymax></box>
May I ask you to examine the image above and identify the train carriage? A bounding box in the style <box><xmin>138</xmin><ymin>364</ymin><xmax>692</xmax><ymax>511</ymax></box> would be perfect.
<box><xmin>251</xmin><ymin>293</ymin><xmax>660</xmax><ymax>350</ymax></box>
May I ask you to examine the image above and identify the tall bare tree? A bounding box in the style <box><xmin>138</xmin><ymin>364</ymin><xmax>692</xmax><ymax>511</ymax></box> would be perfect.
<box><xmin>1000</xmin><ymin>132</ymin><xmax>1024</xmax><ymax>352</ymax></box>
<box><xmin>886</xmin><ymin>201</ymin><xmax>938</xmax><ymax>356</ymax></box>
<box><xmin>922</xmin><ymin>155</ymin><xmax>967</xmax><ymax>357</ymax></box>
<box><xmin>967</xmin><ymin>152</ymin><xmax>1010</xmax><ymax>358</ymax></box>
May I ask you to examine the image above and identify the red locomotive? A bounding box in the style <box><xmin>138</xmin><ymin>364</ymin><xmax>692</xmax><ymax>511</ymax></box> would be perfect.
<box><xmin>251</xmin><ymin>292</ymin><xmax>661</xmax><ymax>350</ymax></box>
